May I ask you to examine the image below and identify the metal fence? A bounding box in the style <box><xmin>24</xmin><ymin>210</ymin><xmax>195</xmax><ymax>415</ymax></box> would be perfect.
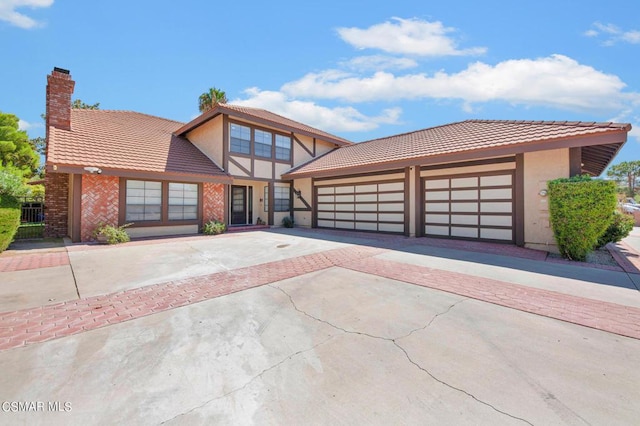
<box><xmin>15</xmin><ymin>197</ymin><xmax>45</xmax><ymax>239</ymax></box>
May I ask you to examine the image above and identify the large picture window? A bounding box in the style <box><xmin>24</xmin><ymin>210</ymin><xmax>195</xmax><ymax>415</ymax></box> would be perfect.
<box><xmin>274</xmin><ymin>186</ymin><xmax>290</xmax><ymax>212</ymax></box>
<box><xmin>168</xmin><ymin>183</ymin><xmax>198</xmax><ymax>220</ymax></box>
<box><xmin>126</xmin><ymin>180</ymin><xmax>161</xmax><ymax>221</ymax></box>
<box><xmin>230</xmin><ymin>124</ymin><xmax>251</xmax><ymax>154</ymax></box>
<box><xmin>275</xmin><ymin>134</ymin><xmax>291</xmax><ymax>161</ymax></box>
<box><xmin>124</xmin><ymin>180</ymin><xmax>199</xmax><ymax>223</ymax></box>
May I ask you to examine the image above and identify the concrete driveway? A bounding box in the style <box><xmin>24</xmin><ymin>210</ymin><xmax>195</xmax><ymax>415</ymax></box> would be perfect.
<box><xmin>1</xmin><ymin>229</ymin><xmax>639</xmax><ymax>425</ymax></box>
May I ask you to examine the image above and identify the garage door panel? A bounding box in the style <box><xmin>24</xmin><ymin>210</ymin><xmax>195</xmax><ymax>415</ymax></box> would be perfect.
<box><xmin>451</xmin><ymin>202</ymin><xmax>478</xmax><ymax>213</ymax></box>
<box><xmin>425</xmin><ymin>179</ymin><xmax>449</xmax><ymax>189</ymax></box>
<box><xmin>335</xmin><ymin>186</ymin><xmax>355</xmax><ymax>194</ymax></box>
<box><xmin>355</xmin><ymin>184</ymin><xmax>377</xmax><ymax>193</ymax></box>
<box><xmin>335</xmin><ymin>221</ymin><xmax>355</xmax><ymax>229</ymax></box>
<box><xmin>451</xmin><ymin>190</ymin><xmax>477</xmax><ymax>200</ymax></box>
<box><xmin>317</xmin><ymin>195</ymin><xmax>335</xmax><ymax>203</ymax></box>
<box><xmin>356</xmin><ymin>222</ymin><xmax>378</xmax><ymax>231</ymax></box>
<box><xmin>335</xmin><ymin>204</ymin><xmax>355</xmax><ymax>211</ymax></box>
<box><xmin>427</xmin><ymin>190</ymin><xmax>449</xmax><ymax>200</ymax></box>
<box><xmin>426</xmin><ymin>214</ymin><xmax>449</xmax><ymax>224</ymax></box>
<box><xmin>481</xmin><ymin>175</ymin><xmax>512</xmax><ymax>186</ymax></box>
<box><xmin>317</xmin><ymin>220</ymin><xmax>335</xmax><ymax>228</ymax></box>
<box><xmin>317</xmin><ymin>203</ymin><xmax>335</xmax><ymax>211</ymax></box>
<box><xmin>480</xmin><ymin>188</ymin><xmax>511</xmax><ymax>199</ymax></box>
<box><xmin>451</xmin><ymin>177</ymin><xmax>478</xmax><ymax>188</ymax></box>
<box><xmin>378</xmin><ymin>203</ymin><xmax>403</xmax><ymax>212</ymax></box>
<box><xmin>451</xmin><ymin>215</ymin><xmax>478</xmax><ymax>225</ymax></box>
<box><xmin>481</xmin><ymin>202</ymin><xmax>512</xmax><ymax>213</ymax></box>
<box><xmin>379</xmin><ymin>182</ymin><xmax>404</xmax><ymax>192</ymax></box>
<box><xmin>378</xmin><ymin>192</ymin><xmax>404</xmax><ymax>202</ymax></box>
<box><xmin>379</xmin><ymin>223</ymin><xmax>404</xmax><ymax>233</ymax></box>
<box><xmin>317</xmin><ymin>211</ymin><xmax>335</xmax><ymax>220</ymax></box>
<box><xmin>481</xmin><ymin>228</ymin><xmax>513</xmax><ymax>240</ymax></box>
<box><xmin>426</xmin><ymin>225</ymin><xmax>449</xmax><ymax>236</ymax></box>
<box><xmin>317</xmin><ymin>187</ymin><xmax>334</xmax><ymax>195</ymax></box>
<box><xmin>451</xmin><ymin>227</ymin><xmax>478</xmax><ymax>238</ymax></box>
<box><xmin>426</xmin><ymin>202</ymin><xmax>449</xmax><ymax>212</ymax></box>
<box><xmin>480</xmin><ymin>215</ymin><xmax>512</xmax><ymax>226</ymax></box>
<box><xmin>356</xmin><ymin>193</ymin><xmax>377</xmax><ymax>202</ymax></box>
<box><xmin>335</xmin><ymin>212</ymin><xmax>355</xmax><ymax>221</ymax></box>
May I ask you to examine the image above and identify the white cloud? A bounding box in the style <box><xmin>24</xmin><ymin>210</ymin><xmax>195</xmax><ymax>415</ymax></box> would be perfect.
<box><xmin>342</xmin><ymin>55</ymin><xmax>418</xmax><ymax>72</ymax></box>
<box><xmin>231</xmin><ymin>88</ymin><xmax>401</xmax><ymax>133</ymax></box>
<box><xmin>281</xmin><ymin>54</ymin><xmax>639</xmax><ymax>113</ymax></box>
<box><xmin>0</xmin><ymin>0</ymin><xmax>53</xmax><ymax>29</ymax></box>
<box><xmin>337</xmin><ymin>17</ymin><xmax>486</xmax><ymax>57</ymax></box>
<box><xmin>18</xmin><ymin>118</ymin><xmax>42</xmax><ymax>131</ymax></box>
<box><xmin>584</xmin><ymin>22</ymin><xmax>640</xmax><ymax>45</ymax></box>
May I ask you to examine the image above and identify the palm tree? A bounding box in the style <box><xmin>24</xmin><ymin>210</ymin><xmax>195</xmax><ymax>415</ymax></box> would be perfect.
<box><xmin>198</xmin><ymin>87</ymin><xmax>228</xmax><ymax>113</ymax></box>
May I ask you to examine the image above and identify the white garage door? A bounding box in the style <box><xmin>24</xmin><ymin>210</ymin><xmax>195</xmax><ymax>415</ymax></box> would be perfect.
<box><xmin>423</xmin><ymin>172</ymin><xmax>514</xmax><ymax>242</ymax></box>
<box><xmin>316</xmin><ymin>180</ymin><xmax>405</xmax><ymax>234</ymax></box>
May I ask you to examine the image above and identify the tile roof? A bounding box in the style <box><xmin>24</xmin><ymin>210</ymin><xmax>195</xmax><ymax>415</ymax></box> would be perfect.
<box><xmin>47</xmin><ymin>110</ymin><xmax>230</xmax><ymax>181</ymax></box>
<box><xmin>176</xmin><ymin>103</ymin><xmax>352</xmax><ymax>147</ymax></box>
<box><xmin>284</xmin><ymin>120</ymin><xmax>630</xmax><ymax>178</ymax></box>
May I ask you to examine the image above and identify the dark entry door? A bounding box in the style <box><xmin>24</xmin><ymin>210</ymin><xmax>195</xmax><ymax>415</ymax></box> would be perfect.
<box><xmin>231</xmin><ymin>186</ymin><xmax>247</xmax><ymax>225</ymax></box>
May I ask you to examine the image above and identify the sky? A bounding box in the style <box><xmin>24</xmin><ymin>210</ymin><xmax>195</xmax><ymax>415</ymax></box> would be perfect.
<box><xmin>1</xmin><ymin>0</ymin><xmax>639</xmax><ymax>173</ymax></box>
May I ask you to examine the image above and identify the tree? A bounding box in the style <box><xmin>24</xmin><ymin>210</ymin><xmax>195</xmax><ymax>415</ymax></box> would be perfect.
<box><xmin>71</xmin><ymin>99</ymin><xmax>100</xmax><ymax>110</ymax></box>
<box><xmin>0</xmin><ymin>112</ymin><xmax>39</xmax><ymax>178</ymax></box>
<box><xmin>607</xmin><ymin>161</ymin><xmax>640</xmax><ymax>197</ymax></box>
<box><xmin>198</xmin><ymin>87</ymin><xmax>227</xmax><ymax>113</ymax></box>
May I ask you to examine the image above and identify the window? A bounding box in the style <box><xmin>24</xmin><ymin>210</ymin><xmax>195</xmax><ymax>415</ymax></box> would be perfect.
<box><xmin>275</xmin><ymin>134</ymin><xmax>291</xmax><ymax>161</ymax></box>
<box><xmin>168</xmin><ymin>183</ymin><xmax>198</xmax><ymax>220</ymax></box>
<box><xmin>264</xmin><ymin>186</ymin><xmax>269</xmax><ymax>212</ymax></box>
<box><xmin>126</xmin><ymin>180</ymin><xmax>162</xmax><ymax>221</ymax></box>
<box><xmin>230</xmin><ymin>124</ymin><xmax>251</xmax><ymax>154</ymax></box>
<box><xmin>274</xmin><ymin>186</ymin><xmax>290</xmax><ymax>212</ymax></box>
<box><xmin>124</xmin><ymin>180</ymin><xmax>200</xmax><ymax>223</ymax></box>
<box><xmin>254</xmin><ymin>129</ymin><xmax>272</xmax><ymax>158</ymax></box>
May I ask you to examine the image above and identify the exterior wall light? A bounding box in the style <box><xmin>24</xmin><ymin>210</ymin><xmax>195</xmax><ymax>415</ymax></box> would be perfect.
<box><xmin>83</xmin><ymin>166</ymin><xmax>102</xmax><ymax>174</ymax></box>
<box><xmin>539</xmin><ymin>189</ymin><xmax>548</xmax><ymax>197</ymax></box>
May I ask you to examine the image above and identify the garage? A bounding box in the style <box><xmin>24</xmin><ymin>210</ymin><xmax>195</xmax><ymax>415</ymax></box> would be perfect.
<box><xmin>314</xmin><ymin>175</ymin><xmax>406</xmax><ymax>234</ymax></box>
<box><xmin>422</xmin><ymin>170</ymin><xmax>515</xmax><ymax>242</ymax></box>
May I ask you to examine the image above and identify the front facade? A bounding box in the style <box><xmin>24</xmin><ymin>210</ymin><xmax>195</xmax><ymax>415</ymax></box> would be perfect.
<box><xmin>44</xmin><ymin>68</ymin><xmax>630</xmax><ymax>252</ymax></box>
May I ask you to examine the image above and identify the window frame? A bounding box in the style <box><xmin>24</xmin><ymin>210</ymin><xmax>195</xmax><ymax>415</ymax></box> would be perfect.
<box><xmin>227</xmin><ymin>120</ymin><xmax>293</xmax><ymax>164</ymax></box>
<box><xmin>120</xmin><ymin>178</ymin><xmax>201</xmax><ymax>227</ymax></box>
<box><xmin>273</xmin><ymin>186</ymin><xmax>290</xmax><ymax>212</ymax></box>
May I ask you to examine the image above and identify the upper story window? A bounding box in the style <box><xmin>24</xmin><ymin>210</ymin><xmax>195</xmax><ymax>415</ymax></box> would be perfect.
<box><xmin>230</xmin><ymin>124</ymin><xmax>251</xmax><ymax>155</ymax></box>
<box><xmin>254</xmin><ymin>129</ymin><xmax>272</xmax><ymax>158</ymax></box>
<box><xmin>275</xmin><ymin>134</ymin><xmax>291</xmax><ymax>161</ymax></box>
<box><xmin>228</xmin><ymin>121</ymin><xmax>292</xmax><ymax>162</ymax></box>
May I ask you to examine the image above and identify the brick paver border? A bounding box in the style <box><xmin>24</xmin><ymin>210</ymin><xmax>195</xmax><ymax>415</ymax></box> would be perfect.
<box><xmin>1</xmin><ymin>239</ymin><xmax>639</xmax><ymax>352</ymax></box>
<box><xmin>0</xmin><ymin>252</ymin><xmax>70</xmax><ymax>272</ymax></box>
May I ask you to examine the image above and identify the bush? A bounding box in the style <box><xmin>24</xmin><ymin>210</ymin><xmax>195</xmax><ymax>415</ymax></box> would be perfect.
<box><xmin>203</xmin><ymin>219</ymin><xmax>226</xmax><ymax>235</ymax></box>
<box><xmin>0</xmin><ymin>169</ymin><xmax>29</xmax><ymax>198</ymax></box>
<box><xmin>93</xmin><ymin>223</ymin><xmax>131</xmax><ymax>244</ymax></box>
<box><xmin>282</xmin><ymin>216</ymin><xmax>294</xmax><ymax>228</ymax></box>
<box><xmin>548</xmin><ymin>175</ymin><xmax>617</xmax><ymax>261</ymax></box>
<box><xmin>0</xmin><ymin>195</ymin><xmax>21</xmax><ymax>252</ymax></box>
<box><xmin>597</xmin><ymin>211</ymin><xmax>634</xmax><ymax>248</ymax></box>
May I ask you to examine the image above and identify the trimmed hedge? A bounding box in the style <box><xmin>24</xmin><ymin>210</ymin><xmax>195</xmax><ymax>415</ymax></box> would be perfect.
<box><xmin>0</xmin><ymin>195</ymin><xmax>21</xmax><ymax>252</ymax></box>
<box><xmin>548</xmin><ymin>175</ymin><xmax>617</xmax><ymax>261</ymax></box>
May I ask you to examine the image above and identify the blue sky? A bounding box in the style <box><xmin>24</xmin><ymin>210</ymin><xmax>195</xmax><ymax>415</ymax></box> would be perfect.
<box><xmin>2</xmin><ymin>0</ymin><xmax>639</xmax><ymax>171</ymax></box>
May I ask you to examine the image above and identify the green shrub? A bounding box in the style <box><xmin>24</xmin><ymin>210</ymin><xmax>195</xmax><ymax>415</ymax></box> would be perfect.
<box><xmin>0</xmin><ymin>169</ymin><xmax>29</xmax><ymax>198</ymax></box>
<box><xmin>0</xmin><ymin>195</ymin><xmax>21</xmax><ymax>252</ymax></box>
<box><xmin>203</xmin><ymin>219</ymin><xmax>226</xmax><ymax>235</ymax></box>
<box><xmin>597</xmin><ymin>211</ymin><xmax>634</xmax><ymax>248</ymax></box>
<box><xmin>548</xmin><ymin>175</ymin><xmax>617</xmax><ymax>261</ymax></box>
<box><xmin>93</xmin><ymin>223</ymin><xmax>131</xmax><ymax>244</ymax></box>
<box><xmin>282</xmin><ymin>216</ymin><xmax>294</xmax><ymax>228</ymax></box>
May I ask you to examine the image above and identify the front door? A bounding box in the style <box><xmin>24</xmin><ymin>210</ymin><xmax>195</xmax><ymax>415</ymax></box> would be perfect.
<box><xmin>231</xmin><ymin>186</ymin><xmax>247</xmax><ymax>225</ymax></box>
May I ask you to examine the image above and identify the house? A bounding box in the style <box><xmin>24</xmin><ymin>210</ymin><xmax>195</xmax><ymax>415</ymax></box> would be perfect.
<box><xmin>44</xmin><ymin>67</ymin><xmax>631</xmax><ymax>252</ymax></box>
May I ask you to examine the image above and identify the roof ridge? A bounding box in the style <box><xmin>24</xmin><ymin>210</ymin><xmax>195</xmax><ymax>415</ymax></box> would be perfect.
<box><xmin>464</xmin><ymin>118</ymin><xmax>629</xmax><ymax>129</ymax></box>
<box><xmin>72</xmin><ymin>109</ymin><xmax>185</xmax><ymax>125</ymax></box>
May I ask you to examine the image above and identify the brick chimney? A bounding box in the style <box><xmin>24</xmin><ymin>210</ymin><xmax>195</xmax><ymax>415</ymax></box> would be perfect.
<box><xmin>45</xmin><ymin>67</ymin><xmax>75</xmax><ymax>156</ymax></box>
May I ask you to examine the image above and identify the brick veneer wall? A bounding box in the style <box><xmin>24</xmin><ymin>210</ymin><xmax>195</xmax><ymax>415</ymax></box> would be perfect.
<box><xmin>81</xmin><ymin>175</ymin><xmax>120</xmax><ymax>242</ymax></box>
<box><xmin>203</xmin><ymin>183</ymin><xmax>225</xmax><ymax>224</ymax></box>
<box><xmin>44</xmin><ymin>173</ymin><xmax>69</xmax><ymax>238</ymax></box>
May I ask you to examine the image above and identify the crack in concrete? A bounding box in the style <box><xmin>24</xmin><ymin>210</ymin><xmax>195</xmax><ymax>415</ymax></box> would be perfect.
<box><xmin>159</xmin><ymin>335</ymin><xmax>334</xmax><ymax>425</ymax></box>
<box><xmin>272</xmin><ymin>285</ymin><xmax>533</xmax><ymax>426</ymax></box>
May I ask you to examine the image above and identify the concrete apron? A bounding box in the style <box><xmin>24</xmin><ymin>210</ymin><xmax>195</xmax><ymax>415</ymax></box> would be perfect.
<box><xmin>0</xmin><ymin>267</ymin><xmax>638</xmax><ymax>425</ymax></box>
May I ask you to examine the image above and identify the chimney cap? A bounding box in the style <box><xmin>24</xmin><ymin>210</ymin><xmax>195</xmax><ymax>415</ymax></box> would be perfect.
<box><xmin>53</xmin><ymin>67</ymin><xmax>70</xmax><ymax>75</ymax></box>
